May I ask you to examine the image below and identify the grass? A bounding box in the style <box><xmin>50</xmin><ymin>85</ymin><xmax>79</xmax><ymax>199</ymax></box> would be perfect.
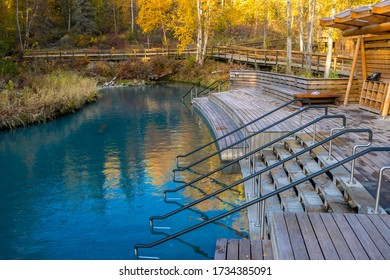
<box><xmin>0</xmin><ymin>71</ymin><xmax>98</xmax><ymax>129</ymax></box>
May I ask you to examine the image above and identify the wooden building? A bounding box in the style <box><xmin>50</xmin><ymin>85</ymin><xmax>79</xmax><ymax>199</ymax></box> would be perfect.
<box><xmin>321</xmin><ymin>0</ymin><xmax>390</xmax><ymax>117</ymax></box>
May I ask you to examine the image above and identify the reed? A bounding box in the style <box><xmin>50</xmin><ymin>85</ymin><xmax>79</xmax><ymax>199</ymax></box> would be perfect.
<box><xmin>0</xmin><ymin>71</ymin><xmax>98</xmax><ymax>129</ymax></box>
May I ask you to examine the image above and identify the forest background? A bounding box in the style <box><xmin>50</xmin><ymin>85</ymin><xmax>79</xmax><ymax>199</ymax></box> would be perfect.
<box><xmin>0</xmin><ymin>0</ymin><xmax>382</xmax><ymax>128</ymax></box>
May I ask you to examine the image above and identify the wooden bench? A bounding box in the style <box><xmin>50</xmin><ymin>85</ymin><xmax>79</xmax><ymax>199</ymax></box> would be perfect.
<box><xmin>262</xmin><ymin>84</ymin><xmax>339</xmax><ymax>105</ymax></box>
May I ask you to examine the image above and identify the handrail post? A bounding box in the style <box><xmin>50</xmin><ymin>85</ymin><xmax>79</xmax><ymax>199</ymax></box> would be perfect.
<box><xmin>374</xmin><ymin>167</ymin><xmax>390</xmax><ymax>214</ymax></box>
<box><xmin>251</xmin><ymin>137</ymin><xmax>257</xmax><ymax>197</ymax></box>
<box><xmin>349</xmin><ymin>133</ymin><xmax>373</xmax><ymax>184</ymax></box>
<box><xmin>312</xmin><ymin>123</ymin><xmax>317</xmax><ymax>144</ymax></box>
<box><xmin>255</xmin><ymin>173</ymin><xmax>262</xmax><ymax>228</ymax></box>
<box><xmin>327</xmin><ymin>126</ymin><xmax>345</xmax><ymax>160</ymax></box>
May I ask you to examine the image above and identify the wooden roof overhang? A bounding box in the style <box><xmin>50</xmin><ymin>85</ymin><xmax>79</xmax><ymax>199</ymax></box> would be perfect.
<box><xmin>320</xmin><ymin>1</ymin><xmax>390</xmax><ymax>114</ymax></box>
<box><xmin>320</xmin><ymin>0</ymin><xmax>390</xmax><ymax>37</ymax></box>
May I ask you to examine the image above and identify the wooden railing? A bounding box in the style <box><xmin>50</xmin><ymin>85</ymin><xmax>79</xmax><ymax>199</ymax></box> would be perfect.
<box><xmin>210</xmin><ymin>46</ymin><xmax>353</xmax><ymax>76</ymax></box>
<box><xmin>23</xmin><ymin>47</ymin><xmax>197</xmax><ymax>60</ymax></box>
<box><xmin>23</xmin><ymin>45</ymin><xmax>353</xmax><ymax>76</ymax></box>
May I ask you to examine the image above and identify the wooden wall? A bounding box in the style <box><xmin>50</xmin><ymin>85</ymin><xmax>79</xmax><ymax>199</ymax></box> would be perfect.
<box><xmin>356</xmin><ymin>35</ymin><xmax>390</xmax><ymax>83</ymax></box>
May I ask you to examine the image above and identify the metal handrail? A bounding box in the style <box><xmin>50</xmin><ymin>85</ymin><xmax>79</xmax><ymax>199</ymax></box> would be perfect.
<box><xmin>173</xmin><ymin>105</ymin><xmax>328</xmax><ymax>176</ymax></box>
<box><xmin>156</xmin><ymin>126</ymin><xmax>371</xmax><ymax>228</ymax></box>
<box><xmin>135</xmin><ymin>145</ymin><xmax>390</xmax><ymax>259</ymax></box>
<box><xmin>374</xmin><ymin>167</ymin><xmax>390</xmax><ymax>214</ymax></box>
<box><xmin>176</xmin><ymin>98</ymin><xmax>311</xmax><ymax>168</ymax></box>
<box><xmin>196</xmin><ymin>80</ymin><xmax>228</xmax><ymax>98</ymax></box>
<box><xmin>168</xmin><ymin>113</ymin><xmax>342</xmax><ymax>200</ymax></box>
<box><xmin>181</xmin><ymin>83</ymin><xmax>197</xmax><ymax>102</ymax></box>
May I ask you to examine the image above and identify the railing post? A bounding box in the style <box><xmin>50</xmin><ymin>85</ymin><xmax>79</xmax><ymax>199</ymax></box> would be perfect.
<box><xmin>276</xmin><ymin>51</ymin><xmax>279</xmax><ymax>72</ymax></box>
<box><xmin>374</xmin><ymin>167</ymin><xmax>390</xmax><ymax>214</ymax></box>
<box><xmin>349</xmin><ymin>141</ymin><xmax>373</xmax><ymax>184</ymax></box>
<box><xmin>312</xmin><ymin>123</ymin><xmax>317</xmax><ymax>144</ymax></box>
<box><xmin>328</xmin><ymin>127</ymin><xmax>345</xmax><ymax>160</ymax></box>
<box><xmin>255</xmin><ymin>174</ymin><xmax>262</xmax><ymax>227</ymax></box>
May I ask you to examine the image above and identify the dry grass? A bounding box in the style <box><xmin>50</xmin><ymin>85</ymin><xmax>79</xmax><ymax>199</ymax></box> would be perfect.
<box><xmin>0</xmin><ymin>71</ymin><xmax>98</xmax><ymax>129</ymax></box>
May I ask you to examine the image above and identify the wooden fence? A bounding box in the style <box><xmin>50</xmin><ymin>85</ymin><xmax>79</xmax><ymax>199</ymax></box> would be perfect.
<box><xmin>23</xmin><ymin>46</ymin><xmax>353</xmax><ymax>77</ymax></box>
<box><xmin>210</xmin><ymin>46</ymin><xmax>353</xmax><ymax>77</ymax></box>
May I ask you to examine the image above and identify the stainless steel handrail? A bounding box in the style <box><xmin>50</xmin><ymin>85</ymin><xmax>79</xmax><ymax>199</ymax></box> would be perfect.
<box><xmin>154</xmin><ymin>127</ymin><xmax>372</xmax><ymax>229</ymax></box>
<box><xmin>348</xmin><ymin>137</ymin><xmax>373</xmax><ymax>184</ymax></box>
<box><xmin>169</xmin><ymin>113</ymin><xmax>340</xmax><ymax>200</ymax></box>
<box><xmin>172</xmin><ymin>105</ymin><xmax>328</xmax><ymax>181</ymax></box>
<box><xmin>135</xmin><ymin>145</ymin><xmax>390</xmax><ymax>259</ymax></box>
<box><xmin>181</xmin><ymin>83</ymin><xmax>197</xmax><ymax>102</ymax></box>
<box><xmin>176</xmin><ymin>98</ymin><xmax>311</xmax><ymax>169</ymax></box>
<box><xmin>374</xmin><ymin>167</ymin><xmax>390</xmax><ymax>214</ymax></box>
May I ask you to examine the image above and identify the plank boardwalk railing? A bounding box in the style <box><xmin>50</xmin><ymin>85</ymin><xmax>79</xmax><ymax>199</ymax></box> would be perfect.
<box><xmin>23</xmin><ymin>45</ymin><xmax>353</xmax><ymax>76</ymax></box>
<box><xmin>210</xmin><ymin>46</ymin><xmax>353</xmax><ymax>76</ymax></box>
<box><xmin>23</xmin><ymin>47</ymin><xmax>197</xmax><ymax>60</ymax></box>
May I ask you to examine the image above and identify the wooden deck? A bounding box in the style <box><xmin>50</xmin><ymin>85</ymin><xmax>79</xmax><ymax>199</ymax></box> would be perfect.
<box><xmin>215</xmin><ymin>212</ymin><xmax>390</xmax><ymax>260</ymax></box>
<box><xmin>271</xmin><ymin>212</ymin><xmax>390</xmax><ymax>260</ymax></box>
<box><xmin>214</xmin><ymin>238</ymin><xmax>274</xmax><ymax>260</ymax></box>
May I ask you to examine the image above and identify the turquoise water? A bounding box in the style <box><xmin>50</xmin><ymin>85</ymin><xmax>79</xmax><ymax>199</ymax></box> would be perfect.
<box><xmin>0</xmin><ymin>83</ymin><xmax>246</xmax><ymax>260</ymax></box>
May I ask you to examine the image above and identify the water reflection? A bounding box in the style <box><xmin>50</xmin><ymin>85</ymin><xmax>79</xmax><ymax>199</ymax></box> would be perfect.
<box><xmin>0</xmin><ymin>83</ymin><xmax>246</xmax><ymax>259</ymax></box>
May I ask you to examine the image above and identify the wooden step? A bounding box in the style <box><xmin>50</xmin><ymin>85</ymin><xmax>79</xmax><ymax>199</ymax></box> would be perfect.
<box><xmin>214</xmin><ymin>238</ymin><xmax>274</xmax><ymax>260</ymax></box>
<box><xmin>273</xmin><ymin>144</ymin><xmax>327</xmax><ymax>212</ymax></box>
<box><xmin>192</xmin><ymin>97</ymin><xmax>245</xmax><ymax>161</ymax></box>
<box><xmin>296</xmin><ymin>133</ymin><xmax>387</xmax><ymax>214</ymax></box>
<box><xmin>261</xmin><ymin>149</ymin><xmax>304</xmax><ymax>212</ymax></box>
<box><xmin>284</xmin><ymin>138</ymin><xmax>354</xmax><ymax>213</ymax></box>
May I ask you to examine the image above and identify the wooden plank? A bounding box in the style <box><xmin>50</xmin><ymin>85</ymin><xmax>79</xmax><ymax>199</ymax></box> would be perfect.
<box><xmin>295</xmin><ymin>212</ymin><xmax>324</xmax><ymax>260</ymax></box>
<box><xmin>356</xmin><ymin>214</ymin><xmax>390</xmax><ymax>259</ymax></box>
<box><xmin>262</xmin><ymin>150</ymin><xmax>304</xmax><ymax>212</ymax></box>
<box><xmin>283</xmin><ymin>213</ymin><xmax>310</xmax><ymax>260</ymax></box>
<box><xmin>271</xmin><ymin>212</ymin><xmax>294</xmax><ymax>260</ymax></box>
<box><xmin>319</xmin><ymin>213</ymin><xmax>354</xmax><ymax>260</ymax></box>
<box><xmin>251</xmin><ymin>240</ymin><xmax>264</xmax><ymax>260</ymax></box>
<box><xmin>214</xmin><ymin>238</ymin><xmax>227</xmax><ymax>260</ymax></box>
<box><xmin>332</xmin><ymin>214</ymin><xmax>369</xmax><ymax>260</ymax></box>
<box><xmin>239</xmin><ymin>239</ymin><xmax>251</xmax><ymax>260</ymax></box>
<box><xmin>262</xmin><ymin>240</ymin><xmax>274</xmax><ymax>260</ymax></box>
<box><xmin>274</xmin><ymin>145</ymin><xmax>327</xmax><ymax>212</ymax></box>
<box><xmin>344</xmin><ymin>214</ymin><xmax>384</xmax><ymax>259</ymax></box>
<box><xmin>307</xmin><ymin>213</ymin><xmax>340</xmax><ymax>260</ymax></box>
<box><xmin>226</xmin><ymin>239</ymin><xmax>239</xmax><ymax>260</ymax></box>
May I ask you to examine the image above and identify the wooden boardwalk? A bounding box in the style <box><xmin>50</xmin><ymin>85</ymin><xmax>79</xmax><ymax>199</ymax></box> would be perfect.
<box><xmin>214</xmin><ymin>238</ymin><xmax>274</xmax><ymax>260</ymax></box>
<box><xmin>215</xmin><ymin>212</ymin><xmax>390</xmax><ymax>260</ymax></box>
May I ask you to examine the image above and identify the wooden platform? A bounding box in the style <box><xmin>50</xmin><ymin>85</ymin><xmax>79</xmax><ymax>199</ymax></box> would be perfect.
<box><xmin>271</xmin><ymin>212</ymin><xmax>390</xmax><ymax>260</ymax></box>
<box><xmin>214</xmin><ymin>238</ymin><xmax>274</xmax><ymax>260</ymax></box>
<box><xmin>215</xmin><ymin>212</ymin><xmax>390</xmax><ymax>260</ymax></box>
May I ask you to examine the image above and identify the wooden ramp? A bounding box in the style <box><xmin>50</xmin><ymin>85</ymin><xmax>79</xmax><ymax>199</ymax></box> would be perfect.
<box><xmin>215</xmin><ymin>212</ymin><xmax>390</xmax><ymax>260</ymax></box>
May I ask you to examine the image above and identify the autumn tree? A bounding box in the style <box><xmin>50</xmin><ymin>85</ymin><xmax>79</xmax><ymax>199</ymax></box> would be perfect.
<box><xmin>137</xmin><ymin>0</ymin><xmax>173</xmax><ymax>47</ymax></box>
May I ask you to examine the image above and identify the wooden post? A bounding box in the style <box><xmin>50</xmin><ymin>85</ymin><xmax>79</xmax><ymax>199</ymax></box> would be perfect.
<box><xmin>360</xmin><ymin>38</ymin><xmax>367</xmax><ymax>81</ymax></box>
<box><xmin>344</xmin><ymin>36</ymin><xmax>361</xmax><ymax>106</ymax></box>
<box><xmin>382</xmin><ymin>84</ymin><xmax>390</xmax><ymax>118</ymax></box>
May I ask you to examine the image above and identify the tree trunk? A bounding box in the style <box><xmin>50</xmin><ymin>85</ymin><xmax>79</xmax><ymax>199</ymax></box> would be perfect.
<box><xmin>131</xmin><ymin>0</ymin><xmax>134</xmax><ymax>33</ymax></box>
<box><xmin>286</xmin><ymin>0</ymin><xmax>292</xmax><ymax>74</ymax></box>
<box><xmin>16</xmin><ymin>0</ymin><xmax>24</xmax><ymax>52</ymax></box>
<box><xmin>68</xmin><ymin>6</ymin><xmax>71</xmax><ymax>32</ymax></box>
<box><xmin>196</xmin><ymin>0</ymin><xmax>204</xmax><ymax>65</ymax></box>
<box><xmin>324</xmin><ymin>3</ymin><xmax>335</xmax><ymax>78</ymax></box>
<box><xmin>306</xmin><ymin>0</ymin><xmax>316</xmax><ymax>73</ymax></box>
<box><xmin>299</xmin><ymin>0</ymin><xmax>304</xmax><ymax>52</ymax></box>
<box><xmin>263</xmin><ymin>0</ymin><xmax>268</xmax><ymax>49</ymax></box>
